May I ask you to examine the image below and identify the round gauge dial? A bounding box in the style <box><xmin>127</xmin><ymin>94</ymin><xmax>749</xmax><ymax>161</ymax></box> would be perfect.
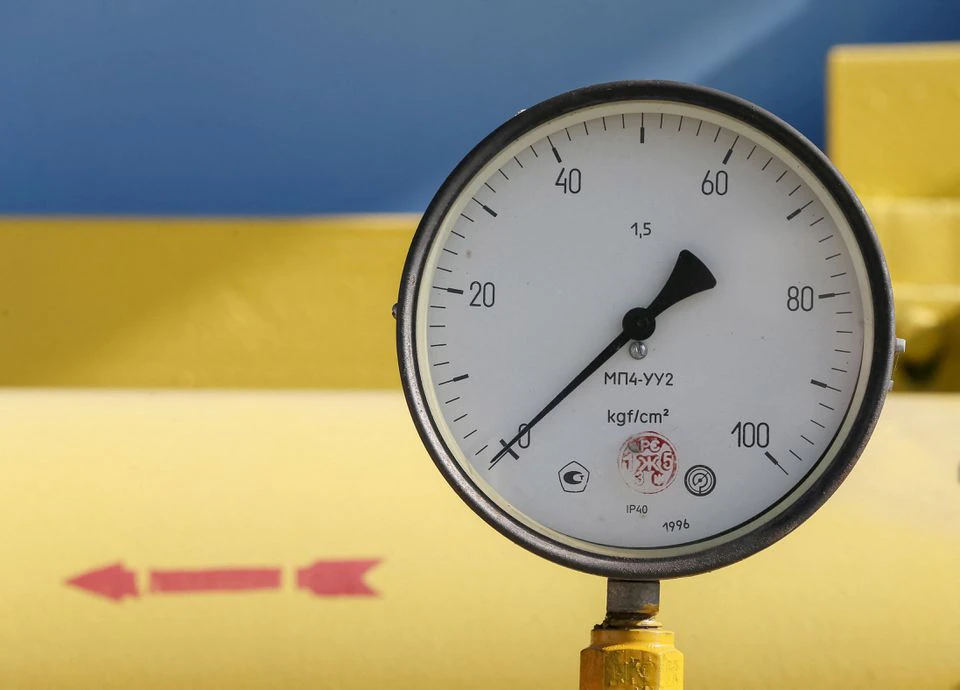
<box><xmin>397</xmin><ymin>81</ymin><xmax>894</xmax><ymax>578</ymax></box>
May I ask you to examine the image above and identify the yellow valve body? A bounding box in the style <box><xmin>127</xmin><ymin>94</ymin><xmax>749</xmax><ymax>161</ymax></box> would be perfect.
<box><xmin>581</xmin><ymin>626</ymin><xmax>683</xmax><ymax>690</ymax></box>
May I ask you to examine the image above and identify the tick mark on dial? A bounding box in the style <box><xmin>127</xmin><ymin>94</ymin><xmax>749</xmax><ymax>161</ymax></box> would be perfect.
<box><xmin>825</xmin><ymin>253</ymin><xmax>841</xmax><ymax>260</ymax></box>
<box><xmin>810</xmin><ymin>216</ymin><xmax>824</xmax><ymax>226</ymax></box>
<box><xmin>443</xmin><ymin>248</ymin><xmax>458</xmax><ymax>255</ymax></box>
<box><xmin>786</xmin><ymin>200</ymin><xmax>813</xmax><ymax>220</ymax></box>
<box><xmin>678</xmin><ymin>115</ymin><xmax>684</xmax><ymax>131</ymax></box>
<box><xmin>513</xmin><ymin>155</ymin><xmax>523</xmax><ymax>168</ymax></box>
<box><xmin>818</xmin><ymin>291</ymin><xmax>850</xmax><ymax>299</ymax></box>
<box><xmin>722</xmin><ymin>135</ymin><xmax>738</xmax><ymax>164</ymax></box>
<box><xmin>438</xmin><ymin>374</ymin><xmax>469</xmax><ymax>385</ymax></box>
<box><xmin>443</xmin><ymin>396</ymin><xmax>459</xmax><ymax>404</ymax></box>
<box><xmin>819</xmin><ymin>235</ymin><xmax>834</xmax><ymax>243</ymax></box>
<box><xmin>800</xmin><ymin>435</ymin><xmax>814</xmax><ymax>445</ymax></box>
<box><xmin>776</xmin><ymin>170</ymin><xmax>788</xmax><ymax>183</ymax></box>
<box><xmin>463</xmin><ymin>429</ymin><xmax>477</xmax><ymax>439</ymax></box>
<box><xmin>433</xmin><ymin>286</ymin><xmax>464</xmax><ymax>295</ymax></box>
<box><xmin>529</xmin><ymin>144</ymin><xmax>539</xmax><ymax>158</ymax></box>
<box><xmin>831</xmin><ymin>367</ymin><xmax>847</xmax><ymax>373</ymax></box>
<box><xmin>453</xmin><ymin>413</ymin><xmax>468</xmax><ymax>422</ymax></box>
<box><xmin>483</xmin><ymin>182</ymin><xmax>496</xmax><ymax>193</ymax></box>
<box><xmin>789</xmin><ymin>449</ymin><xmax>803</xmax><ymax>461</ymax></box>
<box><xmin>431</xmin><ymin>343</ymin><xmax>447</xmax><ymax>348</ymax></box>
<box><xmin>819</xmin><ymin>402</ymin><xmax>836</xmax><ymax>411</ymax></box>
<box><xmin>434</xmin><ymin>360</ymin><xmax>450</xmax><ymax>366</ymax></box>
<box><xmin>473</xmin><ymin>442</ymin><xmax>488</xmax><ymax>454</ymax></box>
<box><xmin>810</xmin><ymin>419</ymin><xmax>825</xmax><ymax>429</ymax></box>
<box><xmin>564</xmin><ymin>127</ymin><xmax>572</xmax><ymax>141</ymax></box>
<box><xmin>764</xmin><ymin>451</ymin><xmax>789</xmax><ymax>475</ymax></box>
<box><xmin>471</xmin><ymin>197</ymin><xmax>498</xmax><ymax>217</ymax></box>
<box><xmin>460</xmin><ymin>213</ymin><xmax>473</xmax><ymax>223</ymax></box>
<box><xmin>762</xmin><ymin>157</ymin><xmax>772</xmax><ymax>171</ymax></box>
<box><xmin>789</xmin><ymin>184</ymin><xmax>801</xmax><ymax>196</ymax></box>
<box><xmin>747</xmin><ymin>144</ymin><xmax>756</xmax><ymax>159</ymax></box>
<box><xmin>436</xmin><ymin>266</ymin><xmax>453</xmax><ymax>272</ymax></box>
<box><xmin>713</xmin><ymin>127</ymin><xmax>721</xmax><ymax>143</ymax></box>
<box><xmin>830</xmin><ymin>272</ymin><xmax>847</xmax><ymax>278</ymax></box>
<box><xmin>546</xmin><ymin>135</ymin><xmax>561</xmax><ymax>163</ymax></box>
<box><xmin>811</xmin><ymin>378</ymin><xmax>841</xmax><ymax>392</ymax></box>
<box><xmin>695</xmin><ymin>120</ymin><xmax>703</xmax><ymax>136</ymax></box>
<box><xmin>498</xmin><ymin>168</ymin><xmax>509</xmax><ymax>181</ymax></box>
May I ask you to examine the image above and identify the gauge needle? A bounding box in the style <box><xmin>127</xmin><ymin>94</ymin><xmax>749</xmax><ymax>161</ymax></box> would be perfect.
<box><xmin>489</xmin><ymin>249</ymin><xmax>717</xmax><ymax>468</ymax></box>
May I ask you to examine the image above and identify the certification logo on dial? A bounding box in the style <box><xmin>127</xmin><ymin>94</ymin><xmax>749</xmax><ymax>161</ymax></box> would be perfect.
<box><xmin>618</xmin><ymin>432</ymin><xmax>678</xmax><ymax>494</ymax></box>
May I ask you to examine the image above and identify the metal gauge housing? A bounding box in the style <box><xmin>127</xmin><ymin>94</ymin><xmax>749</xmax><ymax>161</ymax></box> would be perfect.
<box><xmin>397</xmin><ymin>81</ymin><xmax>894</xmax><ymax>579</ymax></box>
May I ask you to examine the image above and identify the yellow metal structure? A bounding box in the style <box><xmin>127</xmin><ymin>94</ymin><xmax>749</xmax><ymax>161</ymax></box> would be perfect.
<box><xmin>0</xmin><ymin>215</ymin><xmax>415</xmax><ymax>389</ymax></box>
<box><xmin>829</xmin><ymin>42</ymin><xmax>960</xmax><ymax>389</ymax></box>
<box><xmin>581</xmin><ymin>625</ymin><xmax>683</xmax><ymax>690</ymax></box>
<box><xmin>0</xmin><ymin>390</ymin><xmax>957</xmax><ymax>689</ymax></box>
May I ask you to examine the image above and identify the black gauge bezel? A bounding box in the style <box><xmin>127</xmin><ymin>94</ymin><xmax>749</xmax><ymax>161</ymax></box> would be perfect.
<box><xmin>396</xmin><ymin>80</ymin><xmax>894</xmax><ymax>579</ymax></box>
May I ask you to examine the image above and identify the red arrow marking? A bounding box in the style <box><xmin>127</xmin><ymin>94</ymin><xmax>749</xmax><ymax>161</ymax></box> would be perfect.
<box><xmin>150</xmin><ymin>567</ymin><xmax>281</xmax><ymax>594</ymax></box>
<box><xmin>297</xmin><ymin>559</ymin><xmax>380</xmax><ymax>597</ymax></box>
<box><xmin>67</xmin><ymin>559</ymin><xmax>382</xmax><ymax>601</ymax></box>
<box><xmin>66</xmin><ymin>562</ymin><xmax>139</xmax><ymax>602</ymax></box>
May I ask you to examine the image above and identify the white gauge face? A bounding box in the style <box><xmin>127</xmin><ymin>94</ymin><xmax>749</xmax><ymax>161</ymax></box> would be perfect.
<box><xmin>406</xmin><ymin>92</ymin><xmax>885</xmax><ymax>562</ymax></box>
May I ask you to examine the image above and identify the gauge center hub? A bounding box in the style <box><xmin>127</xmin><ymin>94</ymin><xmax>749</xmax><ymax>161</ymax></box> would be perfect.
<box><xmin>622</xmin><ymin>307</ymin><xmax>656</xmax><ymax>341</ymax></box>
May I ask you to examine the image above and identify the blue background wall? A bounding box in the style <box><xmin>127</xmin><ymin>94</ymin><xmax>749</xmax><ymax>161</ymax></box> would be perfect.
<box><xmin>0</xmin><ymin>0</ymin><xmax>957</xmax><ymax>215</ymax></box>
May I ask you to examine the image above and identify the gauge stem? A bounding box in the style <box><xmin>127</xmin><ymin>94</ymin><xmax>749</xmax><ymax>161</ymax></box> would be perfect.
<box><xmin>582</xmin><ymin>579</ymin><xmax>683</xmax><ymax>689</ymax></box>
<box><xmin>601</xmin><ymin>579</ymin><xmax>660</xmax><ymax>629</ymax></box>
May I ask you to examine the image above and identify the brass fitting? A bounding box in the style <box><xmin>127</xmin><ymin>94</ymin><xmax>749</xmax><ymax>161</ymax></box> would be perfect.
<box><xmin>581</xmin><ymin>625</ymin><xmax>683</xmax><ymax>690</ymax></box>
<box><xmin>580</xmin><ymin>580</ymin><xmax>683</xmax><ymax>690</ymax></box>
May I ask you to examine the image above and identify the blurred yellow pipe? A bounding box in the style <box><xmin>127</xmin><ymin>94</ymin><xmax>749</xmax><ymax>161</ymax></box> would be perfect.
<box><xmin>0</xmin><ymin>390</ymin><xmax>955</xmax><ymax>689</ymax></box>
<box><xmin>0</xmin><ymin>215</ymin><xmax>414</xmax><ymax>388</ymax></box>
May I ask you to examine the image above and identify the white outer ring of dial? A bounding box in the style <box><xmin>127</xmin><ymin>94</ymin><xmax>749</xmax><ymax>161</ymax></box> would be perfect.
<box><xmin>413</xmin><ymin>99</ymin><xmax>875</xmax><ymax>560</ymax></box>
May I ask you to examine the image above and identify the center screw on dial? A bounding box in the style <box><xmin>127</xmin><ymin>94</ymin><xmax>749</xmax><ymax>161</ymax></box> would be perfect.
<box><xmin>629</xmin><ymin>341</ymin><xmax>648</xmax><ymax>360</ymax></box>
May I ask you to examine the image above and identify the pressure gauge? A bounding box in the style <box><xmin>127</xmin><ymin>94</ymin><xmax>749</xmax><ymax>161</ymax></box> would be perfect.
<box><xmin>397</xmin><ymin>81</ymin><xmax>894</xmax><ymax>579</ymax></box>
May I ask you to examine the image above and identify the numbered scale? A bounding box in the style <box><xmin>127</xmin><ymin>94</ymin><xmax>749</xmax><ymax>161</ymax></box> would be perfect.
<box><xmin>396</xmin><ymin>81</ymin><xmax>895</xmax><ymax>579</ymax></box>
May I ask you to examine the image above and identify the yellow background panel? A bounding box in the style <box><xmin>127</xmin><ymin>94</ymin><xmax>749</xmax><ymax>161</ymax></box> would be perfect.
<box><xmin>0</xmin><ymin>216</ymin><xmax>414</xmax><ymax>389</ymax></box>
<box><xmin>828</xmin><ymin>42</ymin><xmax>960</xmax><ymax>199</ymax></box>
<box><xmin>0</xmin><ymin>391</ymin><xmax>956</xmax><ymax>689</ymax></box>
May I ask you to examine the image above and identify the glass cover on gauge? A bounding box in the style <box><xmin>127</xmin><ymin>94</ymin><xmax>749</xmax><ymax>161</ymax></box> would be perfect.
<box><xmin>397</xmin><ymin>81</ymin><xmax>894</xmax><ymax>578</ymax></box>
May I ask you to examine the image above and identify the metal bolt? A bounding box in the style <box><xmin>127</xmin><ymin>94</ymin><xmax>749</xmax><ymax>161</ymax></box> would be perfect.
<box><xmin>629</xmin><ymin>341</ymin><xmax>648</xmax><ymax>360</ymax></box>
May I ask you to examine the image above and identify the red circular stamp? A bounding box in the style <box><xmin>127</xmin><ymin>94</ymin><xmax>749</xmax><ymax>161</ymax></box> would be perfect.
<box><xmin>618</xmin><ymin>431</ymin><xmax>678</xmax><ymax>494</ymax></box>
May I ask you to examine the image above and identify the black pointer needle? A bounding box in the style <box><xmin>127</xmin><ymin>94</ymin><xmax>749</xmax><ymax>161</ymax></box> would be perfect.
<box><xmin>489</xmin><ymin>250</ymin><xmax>716</xmax><ymax>468</ymax></box>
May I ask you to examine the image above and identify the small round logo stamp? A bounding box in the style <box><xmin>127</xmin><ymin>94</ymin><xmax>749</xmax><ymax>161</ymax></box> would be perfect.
<box><xmin>683</xmin><ymin>465</ymin><xmax>717</xmax><ymax>497</ymax></box>
<box><xmin>618</xmin><ymin>431</ymin><xmax>678</xmax><ymax>494</ymax></box>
